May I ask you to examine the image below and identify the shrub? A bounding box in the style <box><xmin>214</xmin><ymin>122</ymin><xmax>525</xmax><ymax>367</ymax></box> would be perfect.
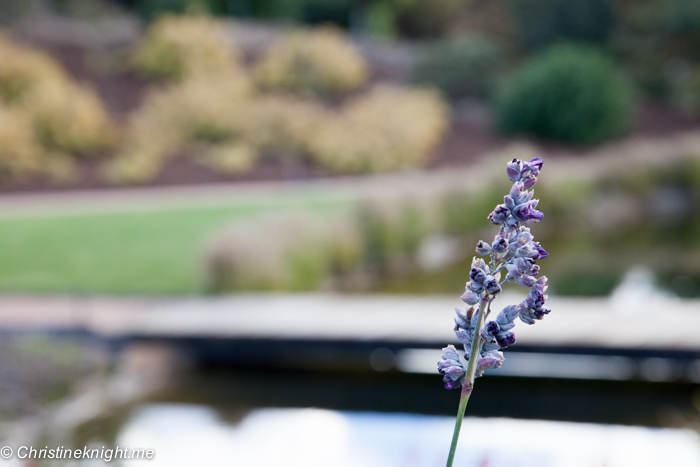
<box><xmin>247</xmin><ymin>94</ymin><xmax>327</xmax><ymax>157</ymax></box>
<box><xmin>308</xmin><ymin>85</ymin><xmax>449</xmax><ymax>172</ymax></box>
<box><xmin>495</xmin><ymin>43</ymin><xmax>634</xmax><ymax>144</ymax></box>
<box><xmin>204</xmin><ymin>196</ymin><xmax>435</xmax><ymax>292</ymax></box>
<box><xmin>254</xmin><ymin>26</ymin><xmax>368</xmax><ymax>96</ymax></box>
<box><xmin>412</xmin><ymin>35</ymin><xmax>505</xmax><ymax>100</ymax></box>
<box><xmin>205</xmin><ymin>212</ymin><xmax>363</xmax><ymax>291</ymax></box>
<box><xmin>27</xmin><ymin>80</ymin><xmax>114</xmax><ymax>156</ymax></box>
<box><xmin>300</xmin><ymin>0</ymin><xmax>353</xmax><ymax>27</ymax></box>
<box><xmin>136</xmin><ymin>0</ymin><xmax>228</xmax><ymax>20</ymax></box>
<box><xmin>510</xmin><ymin>0</ymin><xmax>615</xmax><ymax>50</ymax></box>
<box><xmin>0</xmin><ymin>34</ymin><xmax>113</xmax><ymax>181</ymax></box>
<box><xmin>197</xmin><ymin>141</ymin><xmax>258</xmax><ymax>174</ymax></box>
<box><xmin>133</xmin><ymin>14</ymin><xmax>241</xmax><ymax>82</ymax></box>
<box><xmin>0</xmin><ymin>107</ymin><xmax>43</xmax><ymax>180</ymax></box>
<box><xmin>391</xmin><ymin>0</ymin><xmax>461</xmax><ymax>39</ymax></box>
<box><xmin>103</xmin><ymin>72</ymin><xmax>254</xmax><ymax>183</ymax></box>
<box><xmin>356</xmin><ymin>197</ymin><xmax>431</xmax><ymax>278</ymax></box>
<box><xmin>0</xmin><ymin>35</ymin><xmax>67</xmax><ymax>105</ymax></box>
<box><xmin>671</xmin><ymin>66</ymin><xmax>700</xmax><ymax>117</ymax></box>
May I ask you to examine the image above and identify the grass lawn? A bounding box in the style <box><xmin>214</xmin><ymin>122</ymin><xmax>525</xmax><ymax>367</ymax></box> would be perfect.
<box><xmin>0</xmin><ymin>194</ymin><xmax>350</xmax><ymax>294</ymax></box>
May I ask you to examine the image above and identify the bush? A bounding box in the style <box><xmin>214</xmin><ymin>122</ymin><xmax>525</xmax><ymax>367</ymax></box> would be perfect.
<box><xmin>204</xmin><ymin>196</ymin><xmax>434</xmax><ymax>292</ymax></box>
<box><xmin>0</xmin><ymin>34</ymin><xmax>113</xmax><ymax>182</ymax></box>
<box><xmin>510</xmin><ymin>0</ymin><xmax>614</xmax><ymax>50</ymax></box>
<box><xmin>133</xmin><ymin>14</ymin><xmax>241</xmax><ymax>82</ymax></box>
<box><xmin>136</xmin><ymin>0</ymin><xmax>228</xmax><ymax>20</ymax></box>
<box><xmin>205</xmin><ymin>212</ymin><xmax>363</xmax><ymax>291</ymax></box>
<box><xmin>103</xmin><ymin>72</ymin><xmax>254</xmax><ymax>183</ymax></box>
<box><xmin>356</xmin><ymin>198</ymin><xmax>430</xmax><ymax>278</ymax></box>
<box><xmin>28</xmin><ymin>80</ymin><xmax>114</xmax><ymax>156</ymax></box>
<box><xmin>308</xmin><ymin>85</ymin><xmax>448</xmax><ymax>172</ymax></box>
<box><xmin>0</xmin><ymin>35</ymin><xmax>67</xmax><ymax>105</ymax></box>
<box><xmin>390</xmin><ymin>0</ymin><xmax>461</xmax><ymax>39</ymax></box>
<box><xmin>0</xmin><ymin>107</ymin><xmax>43</xmax><ymax>180</ymax></box>
<box><xmin>671</xmin><ymin>66</ymin><xmax>700</xmax><ymax>117</ymax></box>
<box><xmin>412</xmin><ymin>35</ymin><xmax>505</xmax><ymax>100</ymax></box>
<box><xmin>254</xmin><ymin>26</ymin><xmax>368</xmax><ymax>96</ymax></box>
<box><xmin>495</xmin><ymin>43</ymin><xmax>634</xmax><ymax>144</ymax></box>
<box><xmin>247</xmin><ymin>94</ymin><xmax>327</xmax><ymax>158</ymax></box>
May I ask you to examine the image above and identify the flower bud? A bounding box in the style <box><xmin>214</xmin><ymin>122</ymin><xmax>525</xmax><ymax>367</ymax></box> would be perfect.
<box><xmin>475</xmin><ymin>240</ymin><xmax>492</xmax><ymax>256</ymax></box>
<box><xmin>511</xmin><ymin>200</ymin><xmax>544</xmax><ymax>223</ymax></box>
<box><xmin>506</xmin><ymin>158</ymin><xmax>523</xmax><ymax>183</ymax></box>
<box><xmin>470</xmin><ymin>267</ymin><xmax>487</xmax><ymax>283</ymax></box>
<box><xmin>438</xmin><ymin>345</ymin><xmax>466</xmax><ymax>389</ymax></box>
<box><xmin>525</xmin><ymin>157</ymin><xmax>543</xmax><ymax>175</ymax></box>
<box><xmin>533</xmin><ymin>243</ymin><xmax>548</xmax><ymax>259</ymax></box>
<box><xmin>516</xmin><ymin>274</ymin><xmax>536</xmax><ymax>288</ymax></box>
<box><xmin>496</xmin><ymin>332</ymin><xmax>516</xmax><ymax>349</ymax></box>
<box><xmin>491</xmin><ymin>235</ymin><xmax>509</xmax><ymax>253</ymax></box>
<box><xmin>482</xmin><ymin>320</ymin><xmax>500</xmax><ymax>338</ymax></box>
<box><xmin>488</xmin><ymin>204</ymin><xmax>510</xmax><ymax>225</ymax></box>
<box><xmin>460</xmin><ymin>287</ymin><xmax>480</xmax><ymax>305</ymax></box>
<box><xmin>515</xmin><ymin>244</ymin><xmax>532</xmax><ymax>258</ymax></box>
<box><xmin>483</xmin><ymin>275</ymin><xmax>502</xmax><ymax>295</ymax></box>
<box><xmin>475</xmin><ymin>351</ymin><xmax>504</xmax><ymax>377</ymax></box>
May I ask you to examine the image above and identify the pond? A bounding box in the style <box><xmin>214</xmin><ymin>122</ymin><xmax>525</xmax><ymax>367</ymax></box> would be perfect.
<box><xmin>48</xmin><ymin>402</ymin><xmax>700</xmax><ymax>467</ymax></box>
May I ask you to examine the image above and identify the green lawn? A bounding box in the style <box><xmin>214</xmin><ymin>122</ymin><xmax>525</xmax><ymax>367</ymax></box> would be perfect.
<box><xmin>0</xmin><ymin>194</ymin><xmax>350</xmax><ymax>294</ymax></box>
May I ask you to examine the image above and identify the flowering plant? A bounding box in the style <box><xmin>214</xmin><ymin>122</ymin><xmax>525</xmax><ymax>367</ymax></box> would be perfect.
<box><xmin>439</xmin><ymin>157</ymin><xmax>551</xmax><ymax>466</ymax></box>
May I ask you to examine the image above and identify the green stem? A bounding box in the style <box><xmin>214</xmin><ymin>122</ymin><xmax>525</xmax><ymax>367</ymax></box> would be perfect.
<box><xmin>445</xmin><ymin>298</ymin><xmax>490</xmax><ymax>467</ymax></box>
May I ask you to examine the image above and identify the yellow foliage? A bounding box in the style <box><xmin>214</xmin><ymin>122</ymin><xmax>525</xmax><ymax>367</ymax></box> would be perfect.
<box><xmin>101</xmin><ymin>147</ymin><xmax>165</xmax><ymax>184</ymax></box>
<box><xmin>308</xmin><ymin>85</ymin><xmax>449</xmax><ymax>172</ymax></box>
<box><xmin>0</xmin><ymin>33</ymin><xmax>114</xmax><ymax>183</ymax></box>
<box><xmin>199</xmin><ymin>142</ymin><xmax>258</xmax><ymax>174</ymax></box>
<box><xmin>134</xmin><ymin>14</ymin><xmax>241</xmax><ymax>82</ymax></box>
<box><xmin>255</xmin><ymin>27</ymin><xmax>368</xmax><ymax>96</ymax></box>
<box><xmin>0</xmin><ymin>34</ymin><xmax>68</xmax><ymax>104</ymax></box>
<box><xmin>0</xmin><ymin>106</ymin><xmax>43</xmax><ymax>180</ymax></box>
<box><xmin>27</xmin><ymin>80</ymin><xmax>114</xmax><ymax>156</ymax></box>
<box><xmin>248</xmin><ymin>94</ymin><xmax>327</xmax><ymax>156</ymax></box>
<box><xmin>104</xmin><ymin>72</ymin><xmax>254</xmax><ymax>183</ymax></box>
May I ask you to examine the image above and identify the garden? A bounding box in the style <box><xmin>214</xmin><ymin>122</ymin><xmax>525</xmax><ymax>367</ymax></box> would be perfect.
<box><xmin>0</xmin><ymin>0</ymin><xmax>700</xmax><ymax>466</ymax></box>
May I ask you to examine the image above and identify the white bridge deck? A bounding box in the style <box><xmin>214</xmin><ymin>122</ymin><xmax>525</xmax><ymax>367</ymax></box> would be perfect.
<box><xmin>0</xmin><ymin>292</ymin><xmax>697</xmax><ymax>351</ymax></box>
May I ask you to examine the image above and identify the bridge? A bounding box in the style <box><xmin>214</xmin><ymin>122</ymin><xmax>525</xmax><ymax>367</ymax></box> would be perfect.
<box><xmin>1</xmin><ymin>292</ymin><xmax>698</xmax><ymax>426</ymax></box>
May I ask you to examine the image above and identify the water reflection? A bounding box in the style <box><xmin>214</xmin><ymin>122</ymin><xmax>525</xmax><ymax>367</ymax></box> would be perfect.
<box><xmin>114</xmin><ymin>404</ymin><xmax>700</xmax><ymax>467</ymax></box>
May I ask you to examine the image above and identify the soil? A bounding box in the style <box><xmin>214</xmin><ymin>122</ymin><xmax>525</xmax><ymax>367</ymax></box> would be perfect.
<box><xmin>4</xmin><ymin>35</ymin><xmax>700</xmax><ymax>194</ymax></box>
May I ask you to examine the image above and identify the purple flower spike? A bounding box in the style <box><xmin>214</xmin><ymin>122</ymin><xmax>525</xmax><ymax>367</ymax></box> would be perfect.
<box><xmin>439</xmin><ymin>156</ymin><xmax>550</xmax><ymax>392</ymax></box>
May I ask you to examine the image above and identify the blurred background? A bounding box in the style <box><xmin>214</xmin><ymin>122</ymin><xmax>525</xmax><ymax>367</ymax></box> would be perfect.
<box><xmin>0</xmin><ymin>0</ymin><xmax>700</xmax><ymax>465</ymax></box>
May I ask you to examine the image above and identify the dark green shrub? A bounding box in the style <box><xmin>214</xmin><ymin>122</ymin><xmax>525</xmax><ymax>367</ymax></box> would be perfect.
<box><xmin>671</xmin><ymin>66</ymin><xmax>700</xmax><ymax>117</ymax></box>
<box><xmin>136</xmin><ymin>0</ymin><xmax>226</xmax><ymax>20</ymax></box>
<box><xmin>495</xmin><ymin>43</ymin><xmax>634</xmax><ymax>144</ymax></box>
<box><xmin>510</xmin><ymin>0</ymin><xmax>614</xmax><ymax>50</ymax></box>
<box><xmin>390</xmin><ymin>0</ymin><xmax>461</xmax><ymax>39</ymax></box>
<box><xmin>300</xmin><ymin>0</ymin><xmax>353</xmax><ymax>28</ymax></box>
<box><xmin>412</xmin><ymin>36</ymin><xmax>505</xmax><ymax>100</ymax></box>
